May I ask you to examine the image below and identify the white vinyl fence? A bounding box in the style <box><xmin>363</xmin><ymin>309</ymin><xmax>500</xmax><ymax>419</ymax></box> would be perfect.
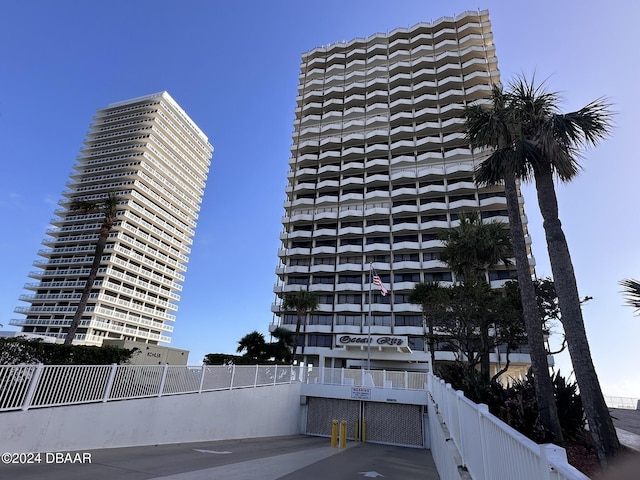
<box><xmin>427</xmin><ymin>373</ymin><xmax>589</xmax><ymax>480</ymax></box>
<box><xmin>0</xmin><ymin>363</ymin><xmax>301</xmax><ymax>411</ymax></box>
<box><xmin>604</xmin><ymin>395</ymin><xmax>639</xmax><ymax>410</ymax></box>
<box><xmin>305</xmin><ymin>366</ymin><xmax>428</xmax><ymax>390</ymax></box>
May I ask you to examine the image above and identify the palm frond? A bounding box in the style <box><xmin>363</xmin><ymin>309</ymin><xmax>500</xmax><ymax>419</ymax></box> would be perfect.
<box><xmin>620</xmin><ymin>278</ymin><xmax>640</xmax><ymax>315</ymax></box>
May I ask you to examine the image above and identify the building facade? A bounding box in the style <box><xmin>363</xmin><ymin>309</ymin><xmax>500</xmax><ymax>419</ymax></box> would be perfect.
<box><xmin>12</xmin><ymin>92</ymin><xmax>213</xmax><ymax>346</ymax></box>
<box><xmin>272</xmin><ymin>11</ymin><xmax>533</xmax><ymax>372</ymax></box>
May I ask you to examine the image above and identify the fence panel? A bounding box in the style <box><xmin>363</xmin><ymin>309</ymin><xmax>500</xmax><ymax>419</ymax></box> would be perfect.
<box><xmin>201</xmin><ymin>365</ymin><xmax>233</xmax><ymax>391</ymax></box>
<box><xmin>30</xmin><ymin>365</ymin><xmax>112</xmax><ymax>407</ymax></box>
<box><xmin>231</xmin><ymin>365</ymin><xmax>259</xmax><ymax>388</ymax></box>
<box><xmin>0</xmin><ymin>365</ymin><xmax>36</xmax><ymax>411</ymax></box>
<box><xmin>162</xmin><ymin>366</ymin><xmax>202</xmax><ymax>395</ymax></box>
<box><xmin>109</xmin><ymin>365</ymin><xmax>164</xmax><ymax>399</ymax></box>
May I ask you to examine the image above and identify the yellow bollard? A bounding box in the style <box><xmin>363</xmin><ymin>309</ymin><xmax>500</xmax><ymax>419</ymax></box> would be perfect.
<box><xmin>340</xmin><ymin>420</ymin><xmax>347</xmax><ymax>448</ymax></box>
<box><xmin>354</xmin><ymin>419</ymin><xmax>360</xmax><ymax>441</ymax></box>
<box><xmin>330</xmin><ymin>420</ymin><xmax>338</xmax><ymax>447</ymax></box>
<box><xmin>363</xmin><ymin>420</ymin><xmax>367</xmax><ymax>443</ymax></box>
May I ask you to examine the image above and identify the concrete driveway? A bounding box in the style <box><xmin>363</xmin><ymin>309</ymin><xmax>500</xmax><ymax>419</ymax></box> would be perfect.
<box><xmin>0</xmin><ymin>435</ymin><xmax>440</xmax><ymax>480</ymax></box>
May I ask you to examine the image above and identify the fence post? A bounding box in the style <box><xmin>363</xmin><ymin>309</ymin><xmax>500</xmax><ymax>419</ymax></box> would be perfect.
<box><xmin>538</xmin><ymin>444</ymin><xmax>566</xmax><ymax>480</ymax></box>
<box><xmin>273</xmin><ymin>364</ymin><xmax>278</xmax><ymax>386</ymax></box>
<box><xmin>229</xmin><ymin>364</ymin><xmax>236</xmax><ymax>390</ymax></box>
<box><xmin>455</xmin><ymin>390</ymin><xmax>466</xmax><ymax>465</ymax></box>
<box><xmin>477</xmin><ymin>403</ymin><xmax>490</xmax><ymax>480</ymax></box>
<box><xmin>102</xmin><ymin>364</ymin><xmax>118</xmax><ymax>402</ymax></box>
<box><xmin>22</xmin><ymin>363</ymin><xmax>44</xmax><ymax>411</ymax></box>
<box><xmin>404</xmin><ymin>371</ymin><xmax>408</xmax><ymax>389</ymax></box>
<box><xmin>254</xmin><ymin>364</ymin><xmax>259</xmax><ymax>387</ymax></box>
<box><xmin>158</xmin><ymin>364</ymin><xmax>169</xmax><ymax>397</ymax></box>
<box><xmin>198</xmin><ymin>365</ymin><xmax>206</xmax><ymax>393</ymax></box>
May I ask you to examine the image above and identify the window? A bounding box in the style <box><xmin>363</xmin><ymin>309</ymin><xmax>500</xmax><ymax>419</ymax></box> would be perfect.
<box><xmin>421</xmin><ymin>214</ymin><xmax>447</xmax><ymax>222</ymax></box>
<box><xmin>308</xmin><ymin>335</ymin><xmax>332</xmax><ymax>347</ymax></box>
<box><xmin>288</xmin><ymin>276</ymin><xmax>309</xmax><ymax>285</ymax></box>
<box><xmin>282</xmin><ymin>314</ymin><xmax>297</xmax><ymax>325</ymax></box>
<box><xmin>393</xmin><ymin>199</ymin><xmax>415</xmax><ymax>207</ymax></box>
<box><xmin>424</xmin><ymin>272</ymin><xmax>452</xmax><ymax>282</ymax></box>
<box><xmin>338</xmin><ymin>275</ymin><xmax>361</xmax><ymax>284</ymax></box>
<box><xmin>341</xmin><ymin>220</ymin><xmax>363</xmax><ymax>228</ymax></box>
<box><xmin>290</xmin><ymin>258</ymin><xmax>310</xmax><ymax>266</ymax></box>
<box><xmin>291</xmin><ymin>240</ymin><xmax>311</xmax><ymax>248</ymax></box>
<box><xmin>336</xmin><ymin>314</ymin><xmax>362</xmax><ymax>326</ymax></box>
<box><xmin>420</xmin><ymin>196</ymin><xmax>446</xmax><ymax>205</ymax></box>
<box><xmin>408</xmin><ymin>336</ymin><xmax>425</xmax><ymax>351</ymax></box>
<box><xmin>393</xmin><ymin>216</ymin><xmax>417</xmax><ymax>225</ymax></box>
<box><xmin>340</xmin><ymin>238</ymin><xmax>363</xmax><ymax>246</ymax></box>
<box><xmin>394</xmin><ymin>253</ymin><xmax>418</xmax><ymax>262</ymax></box>
<box><xmin>489</xmin><ymin>270</ymin><xmax>517</xmax><ymax>281</ymax></box>
<box><xmin>394</xmin><ymin>293</ymin><xmax>411</xmax><ymax>303</ymax></box>
<box><xmin>423</xmin><ymin>252</ymin><xmax>439</xmax><ymax>261</ymax></box>
<box><xmin>394</xmin><ymin>272</ymin><xmax>419</xmax><ymax>282</ymax></box>
<box><xmin>318</xmin><ymin>294</ymin><xmax>334</xmax><ymax>304</ymax></box>
<box><xmin>337</xmin><ymin>294</ymin><xmax>362</xmax><ymax>304</ymax></box>
<box><xmin>366</xmin><ymin>254</ymin><xmax>390</xmax><ymax>263</ymax></box>
<box><xmin>366</xmin><ymin>293</ymin><xmax>391</xmax><ymax>304</ymax></box>
<box><xmin>365</xmin><ymin>315</ymin><xmax>391</xmax><ymax>326</ymax></box>
<box><xmin>312</xmin><ymin>276</ymin><xmax>334</xmax><ymax>284</ymax></box>
<box><xmin>481</xmin><ymin>210</ymin><xmax>508</xmax><ymax>219</ymax></box>
<box><xmin>422</xmin><ymin>233</ymin><xmax>439</xmax><ymax>241</ymax></box>
<box><xmin>366</xmin><ymin>218</ymin><xmax>390</xmax><ymax>226</ymax></box>
<box><xmin>339</xmin><ymin>255</ymin><xmax>362</xmax><ymax>265</ymax></box>
<box><xmin>395</xmin><ymin>315</ymin><xmax>422</xmax><ymax>327</ymax></box>
<box><xmin>309</xmin><ymin>314</ymin><xmax>333</xmax><ymax>325</ymax></box>
<box><xmin>315</xmin><ymin>239</ymin><xmax>336</xmax><ymax>247</ymax></box>
<box><xmin>314</xmin><ymin>257</ymin><xmax>335</xmax><ymax>265</ymax></box>
<box><xmin>366</xmin><ymin>236</ymin><xmax>390</xmax><ymax>244</ymax></box>
<box><xmin>393</xmin><ymin>234</ymin><xmax>418</xmax><ymax>243</ymax></box>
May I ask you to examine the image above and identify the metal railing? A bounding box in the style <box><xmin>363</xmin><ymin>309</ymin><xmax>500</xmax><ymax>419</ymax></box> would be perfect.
<box><xmin>605</xmin><ymin>395</ymin><xmax>639</xmax><ymax>410</ymax></box>
<box><xmin>305</xmin><ymin>366</ymin><xmax>428</xmax><ymax>390</ymax></box>
<box><xmin>0</xmin><ymin>364</ymin><xmax>301</xmax><ymax>412</ymax></box>
<box><xmin>428</xmin><ymin>373</ymin><xmax>589</xmax><ymax>480</ymax></box>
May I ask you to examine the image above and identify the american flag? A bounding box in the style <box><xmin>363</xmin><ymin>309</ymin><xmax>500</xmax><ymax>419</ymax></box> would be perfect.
<box><xmin>373</xmin><ymin>274</ymin><xmax>388</xmax><ymax>296</ymax></box>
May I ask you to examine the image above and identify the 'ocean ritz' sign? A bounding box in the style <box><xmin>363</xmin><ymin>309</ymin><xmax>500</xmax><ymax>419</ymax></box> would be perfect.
<box><xmin>336</xmin><ymin>335</ymin><xmax>407</xmax><ymax>347</ymax></box>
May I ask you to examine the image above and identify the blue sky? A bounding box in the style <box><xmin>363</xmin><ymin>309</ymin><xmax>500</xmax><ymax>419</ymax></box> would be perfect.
<box><xmin>1</xmin><ymin>1</ymin><xmax>638</xmax><ymax>396</ymax></box>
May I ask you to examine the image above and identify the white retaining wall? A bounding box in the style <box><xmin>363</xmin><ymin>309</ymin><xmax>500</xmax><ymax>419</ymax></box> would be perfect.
<box><xmin>0</xmin><ymin>382</ymin><xmax>303</xmax><ymax>453</ymax></box>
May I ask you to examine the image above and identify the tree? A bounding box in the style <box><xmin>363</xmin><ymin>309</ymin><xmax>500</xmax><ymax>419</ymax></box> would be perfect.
<box><xmin>475</xmin><ymin>76</ymin><xmax>619</xmax><ymax>464</ymax></box>
<box><xmin>236</xmin><ymin>331</ymin><xmax>267</xmax><ymax>361</ymax></box>
<box><xmin>620</xmin><ymin>278</ymin><xmax>640</xmax><ymax>315</ymax></box>
<box><xmin>268</xmin><ymin>327</ymin><xmax>294</xmax><ymax>363</ymax></box>
<box><xmin>467</xmin><ymin>85</ymin><xmax>563</xmax><ymax>442</ymax></box>
<box><xmin>409</xmin><ymin>282</ymin><xmax>445</xmax><ymax>367</ymax></box>
<box><xmin>439</xmin><ymin>211</ymin><xmax>512</xmax><ymax>380</ymax></box>
<box><xmin>281</xmin><ymin>289</ymin><xmax>318</xmax><ymax>364</ymax></box>
<box><xmin>64</xmin><ymin>192</ymin><xmax>121</xmax><ymax>345</ymax></box>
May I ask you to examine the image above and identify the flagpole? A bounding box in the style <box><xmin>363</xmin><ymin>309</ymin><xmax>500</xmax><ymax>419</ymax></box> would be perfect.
<box><xmin>367</xmin><ymin>262</ymin><xmax>372</xmax><ymax>372</ymax></box>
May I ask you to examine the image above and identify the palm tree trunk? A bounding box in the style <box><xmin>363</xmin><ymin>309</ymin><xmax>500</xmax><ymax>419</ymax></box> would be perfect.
<box><xmin>291</xmin><ymin>313</ymin><xmax>302</xmax><ymax>365</ymax></box>
<box><xmin>64</xmin><ymin>226</ymin><xmax>109</xmax><ymax>345</ymax></box>
<box><xmin>503</xmin><ymin>172</ymin><xmax>563</xmax><ymax>442</ymax></box>
<box><xmin>533</xmin><ymin>166</ymin><xmax>620</xmax><ymax>464</ymax></box>
<box><xmin>426</xmin><ymin>313</ymin><xmax>436</xmax><ymax>368</ymax></box>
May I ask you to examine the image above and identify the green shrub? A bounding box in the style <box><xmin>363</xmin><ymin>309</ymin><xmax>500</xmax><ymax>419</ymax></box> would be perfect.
<box><xmin>0</xmin><ymin>338</ymin><xmax>136</xmax><ymax>365</ymax></box>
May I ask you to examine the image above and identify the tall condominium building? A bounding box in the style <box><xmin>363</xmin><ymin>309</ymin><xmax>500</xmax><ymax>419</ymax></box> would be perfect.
<box><xmin>272</xmin><ymin>11</ymin><xmax>533</xmax><ymax>371</ymax></box>
<box><xmin>12</xmin><ymin>92</ymin><xmax>213</xmax><ymax>345</ymax></box>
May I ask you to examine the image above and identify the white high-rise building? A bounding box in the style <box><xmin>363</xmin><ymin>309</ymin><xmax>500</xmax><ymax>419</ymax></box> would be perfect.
<box><xmin>272</xmin><ymin>11</ymin><xmax>533</xmax><ymax>371</ymax></box>
<box><xmin>12</xmin><ymin>92</ymin><xmax>213</xmax><ymax>345</ymax></box>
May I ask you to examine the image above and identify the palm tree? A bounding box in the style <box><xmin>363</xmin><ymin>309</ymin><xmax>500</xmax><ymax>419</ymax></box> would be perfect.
<box><xmin>269</xmin><ymin>327</ymin><xmax>295</xmax><ymax>363</ymax></box>
<box><xmin>467</xmin><ymin>85</ymin><xmax>563</xmax><ymax>443</ymax></box>
<box><xmin>64</xmin><ymin>192</ymin><xmax>121</xmax><ymax>345</ymax></box>
<box><xmin>409</xmin><ymin>282</ymin><xmax>444</xmax><ymax>368</ymax></box>
<box><xmin>620</xmin><ymin>278</ymin><xmax>640</xmax><ymax>315</ymax></box>
<box><xmin>237</xmin><ymin>331</ymin><xmax>267</xmax><ymax>361</ymax></box>
<box><xmin>439</xmin><ymin>211</ymin><xmax>512</xmax><ymax>379</ymax></box>
<box><xmin>476</xmin><ymin>77</ymin><xmax>619</xmax><ymax>464</ymax></box>
<box><xmin>281</xmin><ymin>289</ymin><xmax>318</xmax><ymax>364</ymax></box>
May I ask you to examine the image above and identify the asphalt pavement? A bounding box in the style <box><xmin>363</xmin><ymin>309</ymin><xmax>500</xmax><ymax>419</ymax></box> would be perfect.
<box><xmin>0</xmin><ymin>435</ymin><xmax>440</xmax><ymax>480</ymax></box>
